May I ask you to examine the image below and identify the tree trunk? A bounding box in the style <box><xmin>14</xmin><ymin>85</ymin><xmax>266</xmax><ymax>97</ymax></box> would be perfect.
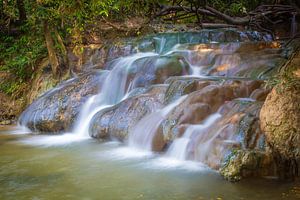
<box><xmin>54</xmin><ymin>28</ymin><xmax>68</xmax><ymax>65</ymax></box>
<box><xmin>16</xmin><ymin>0</ymin><xmax>27</xmax><ymax>22</ymax></box>
<box><xmin>44</xmin><ymin>21</ymin><xmax>59</xmax><ymax>77</ymax></box>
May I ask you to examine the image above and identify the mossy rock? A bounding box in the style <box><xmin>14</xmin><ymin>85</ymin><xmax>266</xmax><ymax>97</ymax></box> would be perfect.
<box><xmin>260</xmin><ymin>82</ymin><xmax>300</xmax><ymax>179</ymax></box>
<box><xmin>220</xmin><ymin>150</ymin><xmax>275</xmax><ymax>182</ymax></box>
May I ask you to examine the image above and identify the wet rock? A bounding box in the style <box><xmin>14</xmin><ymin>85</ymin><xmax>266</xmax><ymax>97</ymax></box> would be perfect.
<box><xmin>250</xmin><ymin>88</ymin><xmax>270</xmax><ymax>101</ymax></box>
<box><xmin>220</xmin><ymin>150</ymin><xmax>275</xmax><ymax>182</ymax></box>
<box><xmin>210</xmin><ymin>100</ymin><xmax>276</xmax><ymax>181</ymax></box>
<box><xmin>153</xmin><ymin>56</ymin><xmax>191</xmax><ymax>82</ymax></box>
<box><xmin>161</xmin><ymin>80</ymin><xmax>263</xmax><ymax>144</ymax></box>
<box><xmin>178</xmin><ymin>103</ymin><xmax>211</xmax><ymax>125</ymax></box>
<box><xmin>260</xmin><ymin>83</ymin><xmax>300</xmax><ymax>180</ymax></box>
<box><xmin>187</xmin><ymin>41</ymin><xmax>285</xmax><ymax>78</ymax></box>
<box><xmin>90</xmin><ymin>85</ymin><xmax>167</xmax><ymax>141</ymax></box>
<box><xmin>105</xmin><ymin>43</ymin><xmax>137</xmax><ymax>62</ymax></box>
<box><xmin>164</xmin><ymin>77</ymin><xmax>213</xmax><ymax>104</ymax></box>
<box><xmin>19</xmin><ymin>71</ymin><xmax>108</xmax><ymax>133</ymax></box>
<box><xmin>127</xmin><ymin>55</ymin><xmax>191</xmax><ymax>89</ymax></box>
<box><xmin>103</xmin><ymin>54</ymin><xmax>191</xmax><ymax>95</ymax></box>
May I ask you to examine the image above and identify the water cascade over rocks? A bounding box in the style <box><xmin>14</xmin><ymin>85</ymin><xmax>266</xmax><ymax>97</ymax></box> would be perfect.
<box><xmin>72</xmin><ymin>53</ymin><xmax>158</xmax><ymax>136</ymax></box>
<box><xmin>129</xmin><ymin>95</ymin><xmax>187</xmax><ymax>151</ymax></box>
<box><xmin>166</xmin><ymin>113</ymin><xmax>222</xmax><ymax>160</ymax></box>
<box><xmin>19</xmin><ymin>29</ymin><xmax>298</xmax><ymax>180</ymax></box>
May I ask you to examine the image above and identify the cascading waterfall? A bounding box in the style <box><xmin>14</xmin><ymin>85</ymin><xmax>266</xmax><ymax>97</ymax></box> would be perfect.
<box><xmin>195</xmin><ymin>123</ymin><xmax>233</xmax><ymax>165</ymax></box>
<box><xmin>128</xmin><ymin>95</ymin><xmax>187</xmax><ymax>151</ymax></box>
<box><xmin>165</xmin><ymin>42</ymin><xmax>241</xmax><ymax>76</ymax></box>
<box><xmin>166</xmin><ymin>113</ymin><xmax>222</xmax><ymax>160</ymax></box>
<box><xmin>72</xmin><ymin>41</ymin><xmax>239</xmax><ymax>138</ymax></box>
<box><xmin>72</xmin><ymin>52</ymin><xmax>157</xmax><ymax>136</ymax></box>
<box><xmin>18</xmin><ymin>30</ymin><xmax>285</xmax><ymax>173</ymax></box>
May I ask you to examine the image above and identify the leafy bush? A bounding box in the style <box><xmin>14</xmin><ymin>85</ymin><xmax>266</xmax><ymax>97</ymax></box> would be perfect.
<box><xmin>0</xmin><ymin>31</ymin><xmax>46</xmax><ymax>80</ymax></box>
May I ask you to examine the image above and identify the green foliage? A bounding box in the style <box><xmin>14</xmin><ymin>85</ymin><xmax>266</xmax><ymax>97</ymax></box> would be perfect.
<box><xmin>0</xmin><ymin>30</ymin><xmax>46</xmax><ymax>80</ymax></box>
<box><xmin>0</xmin><ymin>0</ymin><xmax>152</xmax><ymax>92</ymax></box>
<box><xmin>0</xmin><ymin>0</ymin><xmax>285</xmax><ymax>96</ymax></box>
<box><xmin>0</xmin><ymin>79</ymin><xmax>23</xmax><ymax>95</ymax></box>
<box><xmin>0</xmin><ymin>21</ymin><xmax>46</xmax><ymax>95</ymax></box>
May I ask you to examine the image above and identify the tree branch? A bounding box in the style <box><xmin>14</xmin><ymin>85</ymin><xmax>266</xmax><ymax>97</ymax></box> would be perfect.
<box><xmin>205</xmin><ymin>6</ymin><xmax>250</xmax><ymax>25</ymax></box>
<box><xmin>155</xmin><ymin>5</ymin><xmax>214</xmax><ymax>18</ymax></box>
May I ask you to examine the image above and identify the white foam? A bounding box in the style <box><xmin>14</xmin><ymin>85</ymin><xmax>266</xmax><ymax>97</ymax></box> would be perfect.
<box><xmin>142</xmin><ymin>157</ymin><xmax>209</xmax><ymax>172</ymax></box>
<box><xmin>20</xmin><ymin>133</ymin><xmax>89</xmax><ymax>147</ymax></box>
<box><xmin>6</xmin><ymin>125</ymin><xmax>32</xmax><ymax>135</ymax></box>
<box><xmin>101</xmin><ymin>147</ymin><xmax>154</xmax><ymax>160</ymax></box>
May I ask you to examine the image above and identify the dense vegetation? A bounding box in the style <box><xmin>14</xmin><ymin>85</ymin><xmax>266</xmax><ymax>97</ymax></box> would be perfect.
<box><xmin>0</xmin><ymin>0</ymin><xmax>299</xmax><ymax>95</ymax></box>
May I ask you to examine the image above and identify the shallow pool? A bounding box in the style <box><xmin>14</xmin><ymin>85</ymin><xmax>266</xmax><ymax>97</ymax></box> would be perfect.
<box><xmin>0</xmin><ymin>126</ymin><xmax>299</xmax><ymax>200</ymax></box>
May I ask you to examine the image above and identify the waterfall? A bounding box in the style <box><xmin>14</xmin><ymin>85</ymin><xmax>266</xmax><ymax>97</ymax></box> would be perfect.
<box><xmin>72</xmin><ymin>53</ymin><xmax>157</xmax><ymax>136</ymax></box>
<box><xmin>166</xmin><ymin>113</ymin><xmax>222</xmax><ymax>160</ymax></box>
<box><xmin>195</xmin><ymin>124</ymin><xmax>231</xmax><ymax>164</ymax></box>
<box><xmin>128</xmin><ymin>95</ymin><xmax>187</xmax><ymax>151</ymax></box>
<box><xmin>18</xmin><ymin>30</ymin><xmax>283</xmax><ymax>164</ymax></box>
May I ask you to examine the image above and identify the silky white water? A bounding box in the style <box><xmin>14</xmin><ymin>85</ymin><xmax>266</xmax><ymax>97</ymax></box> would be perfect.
<box><xmin>166</xmin><ymin>113</ymin><xmax>222</xmax><ymax>161</ymax></box>
<box><xmin>128</xmin><ymin>95</ymin><xmax>187</xmax><ymax>151</ymax></box>
<box><xmin>72</xmin><ymin>53</ymin><xmax>157</xmax><ymax>137</ymax></box>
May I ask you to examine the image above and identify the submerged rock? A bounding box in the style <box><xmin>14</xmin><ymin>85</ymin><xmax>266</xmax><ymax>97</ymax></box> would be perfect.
<box><xmin>90</xmin><ymin>85</ymin><xmax>167</xmax><ymax>141</ymax></box>
<box><xmin>19</xmin><ymin>71</ymin><xmax>108</xmax><ymax>133</ymax></box>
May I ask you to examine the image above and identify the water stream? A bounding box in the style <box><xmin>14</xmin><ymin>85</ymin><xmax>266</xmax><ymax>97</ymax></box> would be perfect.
<box><xmin>129</xmin><ymin>95</ymin><xmax>187</xmax><ymax>151</ymax></box>
<box><xmin>72</xmin><ymin>53</ymin><xmax>158</xmax><ymax>137</ymax></box>
<box><xmin>166</xmin><ymin>113</ymin><xmax>222</xmax><ymax>160</ymax></box>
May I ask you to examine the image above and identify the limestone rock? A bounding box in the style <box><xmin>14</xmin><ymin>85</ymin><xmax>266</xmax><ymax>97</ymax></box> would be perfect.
<box><xmin>260</xmin><ymin>83</ymin><xmax>300</xmax><ymax>179</ymax></box>
<box><xmin>89</xmin><ymin>85</ymin><xmax>167</xmax><ymax>141</ymax></box>
<box><xmin>19</xmin><ymin>71</ymin><xmax>108</xmax><ymax>133</ymax></box>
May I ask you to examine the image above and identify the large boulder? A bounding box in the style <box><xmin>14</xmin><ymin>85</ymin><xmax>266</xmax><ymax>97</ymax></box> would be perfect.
<box><xmin>19</xmin><ymin>71</ymin><xmax>108</xmax><ymax>133</ymax></box>
<box><xmin>260</xmin><ymin>83</ymin><xmax>300</xmax><ymax>179</ymax></box>
<box><xmin>89</xmin><ymin>85</ymin><xmax>167</xmax><ymax>141</ymax></box>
